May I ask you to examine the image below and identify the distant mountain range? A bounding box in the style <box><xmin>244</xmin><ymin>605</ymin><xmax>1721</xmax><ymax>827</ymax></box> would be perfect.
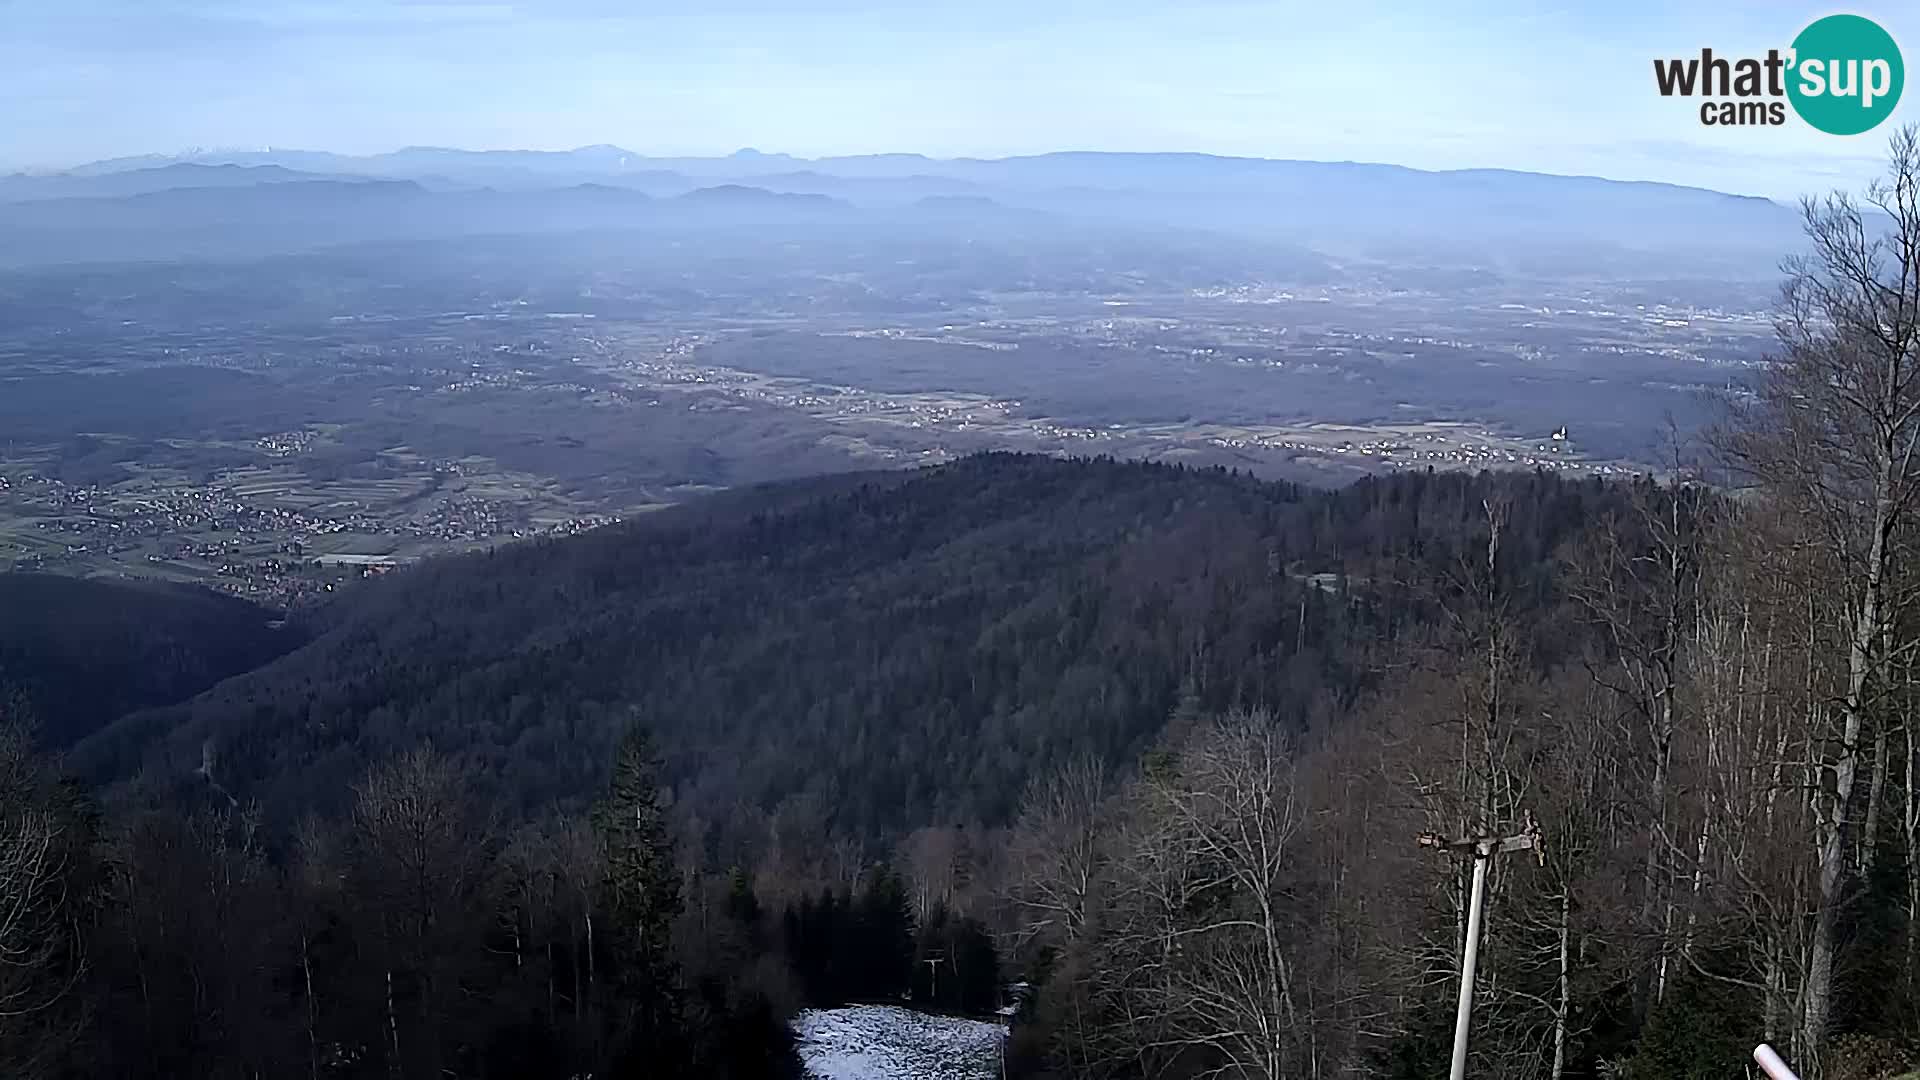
<box><xmin>0</xmin><ymin>145</ymin><xmax>1812</xmax><ymax>276</ymax></box>
<box><xmin>20</xmin><ymin>144</ymin><xmax>1780</xmax><ymax>206</ymax></box>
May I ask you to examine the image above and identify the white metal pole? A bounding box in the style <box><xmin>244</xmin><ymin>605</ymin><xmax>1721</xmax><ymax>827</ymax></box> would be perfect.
<box><xmin>1449</xmin><ymin>851</ymin><xmax>1491</xmax><ymax>1080</ymax></box>
<box><xmin>1754</xmin><ymin>1044</ymin><xmax>1801</xmax><ymax>1080</ymax></box>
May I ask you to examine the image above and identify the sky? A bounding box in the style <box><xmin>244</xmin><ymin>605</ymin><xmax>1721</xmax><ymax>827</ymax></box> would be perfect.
<box><xmin>3</xmin><ymin>0</ymin><xmax>1916</xmax><ymax>200</ymax></box>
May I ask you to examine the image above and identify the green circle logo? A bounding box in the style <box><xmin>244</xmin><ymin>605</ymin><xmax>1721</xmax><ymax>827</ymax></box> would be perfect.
<box><xmin>1787</xmin><ymin>14</ymin><xmax>1904</xmax><ymax>135</ymax></box>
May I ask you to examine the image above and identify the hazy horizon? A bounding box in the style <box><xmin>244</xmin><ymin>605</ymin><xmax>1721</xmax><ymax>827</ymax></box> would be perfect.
<box><xmin>13</xmin><ymin>140</ymin><xmax>1836</xmax><ymax>202</ymax></box>
<box><xmin>6</xmin><ymin>1</ymin><xmax>1916</xmax><ymax>201</ymax></box>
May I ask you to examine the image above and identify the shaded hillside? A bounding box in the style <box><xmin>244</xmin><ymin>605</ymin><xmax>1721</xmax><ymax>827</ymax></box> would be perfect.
<box><xmin>72</xmin><ymin>455</ymin><xmax>1619</xmax><ymax>850</ymax></box>
<box><xmin>0</xmin><ymin>573</ymin><xmax>303</xmax><ymax>747</ymax></box>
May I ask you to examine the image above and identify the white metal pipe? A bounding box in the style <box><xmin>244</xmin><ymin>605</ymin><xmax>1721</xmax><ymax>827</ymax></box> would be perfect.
<box><xmin>1754</xmin><ymin>1043</ymin><xmax>1800</xmax><ymax>1080</ymax></box>
<box><xmin>1449</xmin><ymin>852</ymin><xmax>1491</xmax><ymax>1080</ymax></box>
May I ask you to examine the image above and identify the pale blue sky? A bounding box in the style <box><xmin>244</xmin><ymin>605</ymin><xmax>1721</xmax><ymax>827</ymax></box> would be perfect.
<box><xmin>3</xmin><ymin>0</ymin><xmax>1914</xmax><ymax>199</ymax></box>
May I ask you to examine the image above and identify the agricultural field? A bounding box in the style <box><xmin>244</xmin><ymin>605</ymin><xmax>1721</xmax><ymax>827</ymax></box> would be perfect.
<box><xmin>0</xmin><ymin>227</ymin><xmax>1770</xmax><ymax>604</ymax></box>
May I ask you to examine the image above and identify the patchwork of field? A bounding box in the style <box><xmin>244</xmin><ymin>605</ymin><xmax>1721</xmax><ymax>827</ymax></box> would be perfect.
<box><xmin>0</xmin><ymin>246</ymin><xmax>1770</xmax><ymax>604</ymax></box>
<box><xmin>0</xmin><ymin>431</ymin><xmax>618</xmax><ymax>605</ymax></box>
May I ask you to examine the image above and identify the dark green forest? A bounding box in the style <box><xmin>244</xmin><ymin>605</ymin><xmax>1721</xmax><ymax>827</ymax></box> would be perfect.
<box><xmin>3</xmin><ymin>443</ymin><xmax>1916</xmax><ymax>1080</ymax></box>
<box><xmin>0</xmin><ymin>573</ymin><xmax>303</xmax><ymax>747</ymax></box>
<box><xmin>0</xmin><ymin>455</ymin><xmax>1643</xmax><ymax>1077</ymax></box>
<box><xmin>69</xmin><ymin>454</ymin><xmax>1604</xmax><ymax>847</ymax></box>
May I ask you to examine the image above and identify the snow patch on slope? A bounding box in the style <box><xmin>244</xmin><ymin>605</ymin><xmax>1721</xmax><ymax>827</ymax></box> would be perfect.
<box><xmin>792</xmin><ymin>1004</ymin><xmax>1007</xmax><ymax>1080</ymax></box>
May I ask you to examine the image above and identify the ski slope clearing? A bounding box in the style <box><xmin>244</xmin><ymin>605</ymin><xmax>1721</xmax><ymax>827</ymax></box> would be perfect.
<box><xmin>792</xmin><ymin>1005</ymin><xmax>1007</xmax><ymax>1080</ymax></box>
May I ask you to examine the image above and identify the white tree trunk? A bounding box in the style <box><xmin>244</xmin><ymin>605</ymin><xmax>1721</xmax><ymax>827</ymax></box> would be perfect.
<box><xmin>1805</xmin><ymin>485</ymin><xmax>1888</xmax><ymax>1065</ymax></box>
<box><xmin>303</xmin><ymin>937</ymin><xmax>320</xmax><ymax>1080</ymax></box>
<box><xmin>1551</xmin><ymin>888</ymin><xmax>1572</xmax><ymax>1080</ymax></box>
<box><xmin>385</xmin><ymin>969</ymin><xmax>402</xmax><ymax>1080</ymax></box>
<box><xmin>1906</xmin><ymin>704</ymin><xmax>1919</xmax><ymax>987</ymax></box>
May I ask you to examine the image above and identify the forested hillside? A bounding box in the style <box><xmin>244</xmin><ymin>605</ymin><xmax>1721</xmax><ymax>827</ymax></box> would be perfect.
<box><xmin>72</xmin><ymin>455</ymin><xmax>1614</xmax><ymax>852</ymax></box>
<box><xmin>3</xmin><ymin>456</ymin><xmax>1635</xmax><ymax>1080</ymax></box>
<box><xmin>0</xmin><ymin>573</ymin><xmax>302</xmax><ymax>746</ymax></box>
<box><xmin>3</xmin><ymin>437</ymin><xmax>1918</xmax><ymax>1078</ymax></box>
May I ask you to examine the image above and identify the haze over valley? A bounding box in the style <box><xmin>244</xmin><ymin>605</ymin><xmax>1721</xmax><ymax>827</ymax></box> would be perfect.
<box><xmin>0</xmin><ymin>145</ymin><xmax>1780</xmax><ymax>602</ymax></box>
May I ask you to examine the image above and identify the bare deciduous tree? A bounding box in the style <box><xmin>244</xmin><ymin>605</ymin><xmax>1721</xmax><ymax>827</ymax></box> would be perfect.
<box><xmin>0</xmin><ymin>721</ymin><xmax>83</xmax><ymax>1080</ymax></box>
<box><xmin>347</xmin><ymin>747</ymin><xmax>495</xmax><ymax>1080</ymax></box>
<box><xmin>1718</xmin><ymin>124</ymin><xmax>1920</xmax><ymax>1070</ymax></box>
<box><xmin>1004</xmin><ymin>755</ymin><xmax>1111</xmax><ymax>950</ymax></box>
<box><xmin>1057</xmin><ymin>712</ymin><xmax>1337</xmax><ymax>1080</ymax></box>
<box><xmin>900</xmin><ymin>825</ymin><xmax>964</xmax><ymax>924</ymax></box>
<box><xmin>1566</xmin><ymin>470</ymin><xmax>1707</xmax><ymax>1009</ymax></box>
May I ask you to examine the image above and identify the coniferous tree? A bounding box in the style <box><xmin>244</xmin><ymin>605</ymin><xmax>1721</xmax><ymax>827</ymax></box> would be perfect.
<box><xmin>854</xmin><ymin>866</ymin><xmax>915</xmax><ymax>1003</ymax></box>
<box><xmin>592</xmin><ymin>723</ymin><xmax>686</xmax><ymax>1073</ymax></box>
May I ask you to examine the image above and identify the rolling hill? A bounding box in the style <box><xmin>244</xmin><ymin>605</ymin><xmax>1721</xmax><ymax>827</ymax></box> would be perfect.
<box><xmin>65</xmin><ymin>454</ymin><xmax>1615</xmax><ymax>851</ymax></box>
<box><xmin>0</xmin><ymin>573</ymin><xmax>304</xmax><ymax>748</ymax></box>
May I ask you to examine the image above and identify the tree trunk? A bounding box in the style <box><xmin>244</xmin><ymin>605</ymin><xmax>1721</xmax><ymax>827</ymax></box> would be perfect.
<box><xmin>1764</xmin><ymin>935</ymin><xmax>1783</xmax><ymax>1046</ymax></box>
<box><xmin>1551</xmin><ymin>888</ymin><xmax>1571</xmax><ymax>1080</ymax></box>
<box><xmin>1865</xmin><ymin>724</ymin><xmax>1889</xmax><ymax>873</ymax></box>
<box><xmin>1657</xmin><ymin>896</ymin><xmax>1676</xmax><ymax>1006</ymax></box>
<box><xmin>303</xmin><ymin>936</ymin><xmax>320</xmax><ymax>1080</ymax></box>
<box><xmin>1642</xmin><ymin>698</ymin><xmax>1672</xmax><ymax>1012</ymax></box>
<box><xmin>1863</xmin><ymin>623</ymin><xmax>1894</xmax><ymax>874</ymax></box>
<box><xmin>1804</xmin><ymin>483</ymin><xmax>1888</xmax><ymax>1067</ymax></box>
<box><xmin>1906</xmin><ymin>706</ymin><xmax>1919</xmax><ymax>989</ymax></box>
<box><xmin>385</xmin><ymin>969</ymin><xmax>402</xmax><ymax>1080</ymax></box>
